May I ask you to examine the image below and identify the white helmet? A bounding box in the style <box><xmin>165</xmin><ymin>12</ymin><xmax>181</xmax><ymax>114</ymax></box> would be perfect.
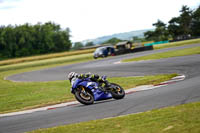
<box><xmin>68</xmin><ymin>72</ymin><xmax>76</xmax><ymax>81</ymax></box>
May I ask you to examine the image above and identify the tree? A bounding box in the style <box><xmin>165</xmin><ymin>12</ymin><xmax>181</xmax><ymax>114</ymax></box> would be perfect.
<box><xmin>144</xmin><ymin>20</ymin><xmax>169</xmax><ymax>41</ymax></box>
<box><xmin>73</xmin><ymin>42</ymin><xmax>84</xmax><ymax>50</ymax></box>
<box><xmin>153</xmin><ymin>20</ymin><xmax>169</xmax><ymax>41</ymax></box>
<box><xmin>168</xmin><ymin>17</ymin><xmax>182</xmax><ymax>40</ymax></box>
<box><xmin>168</xmin><ymin>5</ymin><xmax>193</xmax><ymax>40</ymax></box>
<box><xmin>191</xmin><ymin>5</ymin><xmax>200</xmax><ymax>37</ymax></box>
<box><xmin>144</xmin><ymin>31</ymin><xmax>155</xmax><ymax>41</ymax></box>
<box><xmin>179</xmin><ymin>5</ymin><xmax>193</xmax><ymax>38</ymax></box>
<box><xmin>145</xmin><ymin>5</ymin><xmax>200</xmax><ymax>41</ymax></box>
<box><xmin>0</xmin><ymin>22</ymin><xmax>72</xmax><ymax>59</ymax></box>
<box><xmin>85</xmin><ymin>42</ymin><xmax>94</xmax><ymax>47</ymax></box>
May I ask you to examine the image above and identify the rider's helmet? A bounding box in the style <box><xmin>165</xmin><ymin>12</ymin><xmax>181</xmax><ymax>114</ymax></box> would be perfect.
<box><xmin>68</xmin><ymin>72</ymin><xmax>76</xmax><ymax>81</ymax></box>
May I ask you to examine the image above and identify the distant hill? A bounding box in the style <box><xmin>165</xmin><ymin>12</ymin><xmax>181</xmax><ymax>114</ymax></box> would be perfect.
<box><xmin>82</xmin><ymin>29</ymin><xmax>154</xmax><ymax>45</ymax></box>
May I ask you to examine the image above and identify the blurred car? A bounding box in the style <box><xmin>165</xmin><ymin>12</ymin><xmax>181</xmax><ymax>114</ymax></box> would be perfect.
<box><xmin>93</xmin><ymin>46</ymin><xmax>115</xmax><ymax>59</ymax></box>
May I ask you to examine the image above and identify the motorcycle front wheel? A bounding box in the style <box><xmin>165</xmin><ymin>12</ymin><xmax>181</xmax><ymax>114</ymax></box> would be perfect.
<box><xmin>110</xmin><ymin>83</ymin><xmax>125</xmax><ymax>99</ymax></box>
<box><xmin>75</xmin><ymin>86</ymin><xmax>94</xmax><ymax>105</ymax></box>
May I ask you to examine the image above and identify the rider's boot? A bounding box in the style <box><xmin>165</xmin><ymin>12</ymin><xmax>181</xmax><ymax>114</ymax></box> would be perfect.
<box><xmin>104</xmin><ymin>80</ymin><xmax>111</xmax><ymax>88</ymax></box>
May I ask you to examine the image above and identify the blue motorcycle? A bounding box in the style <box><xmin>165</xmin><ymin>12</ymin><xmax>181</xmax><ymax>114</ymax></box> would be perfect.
<box><xmin>70</xmin><ymin>76</ymin><xmax>125</xmax><ymax>105</ymax></box>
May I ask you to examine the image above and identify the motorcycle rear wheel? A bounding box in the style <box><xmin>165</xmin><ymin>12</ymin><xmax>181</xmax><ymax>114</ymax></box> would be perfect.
<box><xmin>75</xmin><ymin>86</ymin><xmax>94</xmax><ymax>105</ymax></box>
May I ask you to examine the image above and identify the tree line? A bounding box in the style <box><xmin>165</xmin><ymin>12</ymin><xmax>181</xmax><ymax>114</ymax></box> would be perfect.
<box><xmin>144</xmin><ymin>5</ymin><xmax>200</xmax><ymax>42</ymax></box>
<box><xmin>0</xmin><ymin>22</ymin><xmax>71</xmax><ymax>59</ymax></box>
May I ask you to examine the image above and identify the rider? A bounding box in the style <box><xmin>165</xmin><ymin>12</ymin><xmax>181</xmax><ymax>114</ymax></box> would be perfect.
<box><xmin>68</xmin><ymin>72</ymin><xmax>109</xmax><ymax>87</ymax></box>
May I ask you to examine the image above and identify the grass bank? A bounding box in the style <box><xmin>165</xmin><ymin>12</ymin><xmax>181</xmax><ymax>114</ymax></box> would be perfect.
<box><xmin>0</xmin><ymin>48</ymin><xmax>95</xmax><ymax>66</ymax></box>
<box><xmin>0</xmin><ymin>73</ymin><xmax>177</xmax><ymax>114</ymax></box>
<box><xmin>123</xmin><ymin>46</ymin><xmax>200</xmax><ymax>62</ymax></box>
<box><xmin>0</xmin><ymin>53</ymin><xmax>94</xmax><ymax>72</ymax></box>
<box><xmin>153</xmin><ymin>38</ymin><xmax>200</xmax><ymax>49</ymax></box>
<box><xmin>29</xmin><ymin>101</ymin><xmax>200</xmax><ymax>133</ymax></box>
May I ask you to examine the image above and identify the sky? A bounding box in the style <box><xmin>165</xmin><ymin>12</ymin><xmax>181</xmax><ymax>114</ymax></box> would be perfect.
<box><xmin>0</xmin><ymin>0</ymin><xmax>200</xmax><ymax>42</ymax></box>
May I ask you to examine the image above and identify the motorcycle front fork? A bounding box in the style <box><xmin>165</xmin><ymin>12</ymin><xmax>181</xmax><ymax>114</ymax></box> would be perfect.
<box><xmin>80</xmin><ymin>86</ymin><xmax>88</xmax><ymax>95</ymax></box>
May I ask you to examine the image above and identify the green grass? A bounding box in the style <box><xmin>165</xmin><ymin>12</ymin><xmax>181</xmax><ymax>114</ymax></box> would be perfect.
<box><xmin>0</xmin><ymin>48</ymin><xmax>95</xmax><ymax>66</ymax></box>
<box><xmin>28</xmin><ymin>101</ymin><xmax>200</xmax><ymax>133</ymax></box>
<box><xmin>123</xmin><ymin>46</ymin><xmax>200</xmax><ymax>62</ymax></box>
<box><xmin>0</xmin><ymin>73</ymin><xmax>177</xmax><ymax>114</ymax></box>
<box><xmin>1</xmin><ymin>37</ymin><xmax>198</xmax><ymax>114</ymax></box>
<box><xmin>154</xmin><ymin>38</ymin><xmax>200</xmax><ymax>50</ymax></box>
<box><xmin>108</xmin><ymin>74</ymin><xmax>178</xmax><ymax>89</ymax></box>
<box><xmin>0</xmin><ymin>53</ymin><xmax>94</xmax><ymax>72</ymax></box>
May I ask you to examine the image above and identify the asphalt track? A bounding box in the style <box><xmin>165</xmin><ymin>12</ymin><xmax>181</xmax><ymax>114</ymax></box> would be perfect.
<box><xmin>6</xmin><ymin>43</ymin><xmax>200</xmax><ymax>82</ymax></box>
<box><xmin>1</xmin><ymin>43</ymin><xmax>200</xmax><ymax>133</ymax></box>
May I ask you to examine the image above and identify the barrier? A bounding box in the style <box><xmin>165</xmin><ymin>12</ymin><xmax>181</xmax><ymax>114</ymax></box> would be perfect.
<box><xmin>144</xmin><ymin>40</ymin><xmax>169</xmax><ymax>46</ymax></box>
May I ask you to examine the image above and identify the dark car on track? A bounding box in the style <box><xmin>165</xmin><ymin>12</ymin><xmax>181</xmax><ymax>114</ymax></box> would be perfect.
<box><xmin>93</xmin><ymin>46</ymin><xmax>115</xmax><ymax>59</ymax></box>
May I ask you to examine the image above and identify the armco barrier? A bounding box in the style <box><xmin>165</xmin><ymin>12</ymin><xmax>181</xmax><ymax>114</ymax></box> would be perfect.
<box><xmin>144</xmin><ymin>40</ymin><xmax>169</xmax><ymax>46</ymax></box>
<box><xmin>131</xmin><ymin>45</ymin><xmax>153</xmax><ymax>52</ymax></box>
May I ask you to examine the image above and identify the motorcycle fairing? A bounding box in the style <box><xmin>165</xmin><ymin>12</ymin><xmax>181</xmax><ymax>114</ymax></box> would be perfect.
<box><xmin>71</xmin><ymin>78</ymin><xmax>112</xmax><ymax>101</ymax></box>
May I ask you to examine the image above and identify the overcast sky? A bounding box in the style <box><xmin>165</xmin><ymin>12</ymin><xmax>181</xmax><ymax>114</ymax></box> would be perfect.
<box><xmin>0</xmin><ymin>0</ymin><xmax>199</xmax><ymax>42</ymax></box>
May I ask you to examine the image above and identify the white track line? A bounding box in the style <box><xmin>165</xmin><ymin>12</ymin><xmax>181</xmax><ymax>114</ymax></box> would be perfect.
<box><xmin>113</xmin><ymin>61</ymin><xmax>121</xmax><ymax>64</ymax></box>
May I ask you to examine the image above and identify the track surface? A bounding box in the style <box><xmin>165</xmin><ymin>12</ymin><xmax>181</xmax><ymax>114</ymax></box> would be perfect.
<box><xmin>6</xmin><ymin>43</ymin><xmax>200</xmax><ymax>82</ymax></box>
<box><xmin>1</xmin><ymin>43</ymin><xmax>200</xmax><ymax>133</ymax></box>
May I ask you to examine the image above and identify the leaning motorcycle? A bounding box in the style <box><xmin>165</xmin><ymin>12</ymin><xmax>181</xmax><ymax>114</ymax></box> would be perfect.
<box><xmin>70</xmin><ymin>76</ymin><xmax>125</xmax><ymax>105</ymax></box>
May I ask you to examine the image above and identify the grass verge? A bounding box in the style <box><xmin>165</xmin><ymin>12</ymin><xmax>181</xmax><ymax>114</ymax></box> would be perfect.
<box><xmin>0</xmin><ymin>53</ymin><xmax>94</xmax><ymax>72</ymax></box>
<box><xmin>0</xmin><ymin>48</ymin><xmax>95</xmax><ymax>66</ymax></box>
<box><xmin>0</xmin><ymin>73</ymin><xmax>177</xmax><ymax>114</ymax></box>
<box><xmin>153</xmin><ymin>38</ymin><xmax>200</xmax><ymax>50</ymax></box>
<box><xmin>29</xmin><ymin>101</ymin><xmax>200</xmax><ymax>133</ymax></box>
<box><xmin>123</xmin><ymin>46</ymin><xmax>200</xmax><ymax>62</ymax></box>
